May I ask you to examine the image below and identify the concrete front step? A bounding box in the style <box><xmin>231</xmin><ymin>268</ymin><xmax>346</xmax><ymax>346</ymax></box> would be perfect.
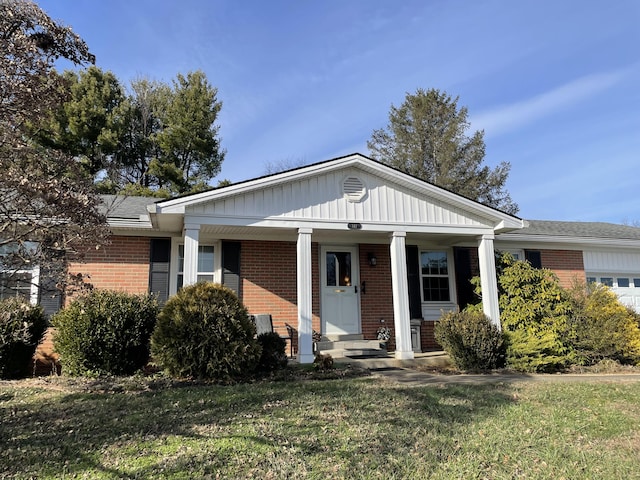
<box><xmin>316</xmin><ymin>338</ymin><xmax>389</xmax><ymax>360</ymax></box>
<box><xmin>316</xmin><ymin>338</ymin><xmax>382</xmax><ymax>352</ymax></box>
<box><xmin>334</xmin><ymin>351</ymin><xmax>452</xmax><ymax>370</ymax></box>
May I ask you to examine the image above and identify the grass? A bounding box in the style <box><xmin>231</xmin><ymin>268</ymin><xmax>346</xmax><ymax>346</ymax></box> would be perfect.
<box><xmin>1</xmin><ymin>368</ymin><xmax>640</xmax><ymax>479</ymax></box>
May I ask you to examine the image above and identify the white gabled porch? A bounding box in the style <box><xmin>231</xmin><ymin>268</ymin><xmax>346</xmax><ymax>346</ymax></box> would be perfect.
<box><xmin>149</xmin><ymin>154</ymin><xmax>524</xmax><ymax>364</ymax></box>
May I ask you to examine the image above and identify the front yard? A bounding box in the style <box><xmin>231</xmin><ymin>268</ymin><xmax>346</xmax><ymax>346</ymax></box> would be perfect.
<box><xmin>1</xmin><ymin>371</ymin><xmax>639</xmax><ymax>479</ymax></box>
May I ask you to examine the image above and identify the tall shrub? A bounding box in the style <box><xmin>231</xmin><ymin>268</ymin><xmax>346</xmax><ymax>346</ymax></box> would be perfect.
<box><xmin>0</xmin><ymin>299</ymin><xmax>46</xmax><ymax>379</ymax></box>
<box><xmin>151</xmin><ymin>283</ymin><xmax>260</xmax><ymax>381</ymax></box>
<box><xmin>435</xmin><ymin>310</ymin><xmax>506</xmax><ymax>370</ymax></box>
<box><xmin>497</xmin><ymin>254</ymin><xmax>573</xmax><ymax>372</ymax></box>
<box><xmin>52</xmin><ymin>291</ymin><xmax>159</xmax><ymax>376</ymax></box>
<box><xmin>568</xmin><ymin>282</ymin><xmax>640</xmax><ymax>365</ymax></box>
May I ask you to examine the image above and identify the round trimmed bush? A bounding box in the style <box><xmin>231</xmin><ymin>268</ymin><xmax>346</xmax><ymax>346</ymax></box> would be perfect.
<box><xmin>52</xmin><ymin>290</ymin><xmax>159</xmax><ymax>376</ymax></box>
<box><xmin>435</xmin><ymin>310</ymin><xmax>506</xmax><ymax>371</ymax></box>
<box><xmin>0</xmin><ymin>299</ymin><xmax>47</xmax><ymax>379</ymax></box>
<box><xmin>151</xmin><ymin>282</ymin><xmax>261</xmax><ymax>381</ymax></box>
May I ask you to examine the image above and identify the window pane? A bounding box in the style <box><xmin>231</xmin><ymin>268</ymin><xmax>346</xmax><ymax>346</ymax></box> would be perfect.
<box><xmin>421</xmin><ymin>252</ymin><xmax>447</xmax><ymax>275</ymax></box>
<box><xmin>197</xmin><ymin>274</ymin><xmax>214</xmax><ymax>283</ymax></box>
<box><xmin>178</xmin><ymin>245</ymin><xmax>185</xmax><ymax>273</ymax></box>
<box><xmin>198</xmin><ymin>245</ymin><xmax>214</xmax><ymax>272</ymax></box>
<box><xmin>326</xmin><ymin>252</ymin><xmax>351</xmax><ymax>287</ymax></box>
<box><xmin>634</xmin><ymin>279</ymin><xmax>640</xmax><ymax>288</ymax></box>
<box><xmin>617</xmin><ymin>278</ymin><xmax>630</xmax><ymax>288</ymax></box>
<box><xmin>586</xmin><ymin>277</ymin><xmax>596</xmax><ymax>284</ymax></box>
<box><xmin>177</xmin><ymin>274</ymin><xmax>183</xmax><ymax>290</ymax></box>
<box><xmin>0</xmin><ymin>272</ymin><xmax>32</xmax><ymax>301</ymax></box>
<box><xmin>601</xmin><ymin>277</ymin><xmax>613</xmax><ymax>287</ymax></box>
<box><xmin>422</xmin><ymin>277</ymin><xmax>450</xmax><ymax>302</ymax></box>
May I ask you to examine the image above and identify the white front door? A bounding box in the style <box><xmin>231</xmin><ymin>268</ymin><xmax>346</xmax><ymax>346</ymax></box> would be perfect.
<box><xmin>321</xmin><ymin>245</ymin><xmax>360</xmax><ymax>335</ymax></box>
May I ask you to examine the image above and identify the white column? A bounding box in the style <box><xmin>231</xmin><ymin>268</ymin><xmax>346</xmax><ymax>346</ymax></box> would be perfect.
<box><xmin>183</xmin><ymin>224</ymin><xmax>200</xmax><ymax>287</ymax></box>
<box><xmin>478</xmin><ymin>234</ymin><xmax>501</xmax><ymax>329</ymax></box>
<box><xmin>390</xmin><ymin>231</ymin><xmax>414</xmax><ymax>360</ymax></box>
<box><xmin>297</xmin><ymin>228</ymin><xmax>314</xmax><ymax>364</ymax></box>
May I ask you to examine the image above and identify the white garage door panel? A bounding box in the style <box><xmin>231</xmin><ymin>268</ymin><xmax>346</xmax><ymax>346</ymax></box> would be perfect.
<box><xmin>586</xmin><ymin>274</ymin><xmax>640</xmax><ymax>313</ymax></box>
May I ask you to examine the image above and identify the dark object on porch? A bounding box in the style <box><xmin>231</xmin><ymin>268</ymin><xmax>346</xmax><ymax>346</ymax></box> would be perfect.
<box><xmin>256</xmin><ymin>332</ymin><xmax>288</xmax><ymax>371</ymax></box>
<box><xmin>250</xmin><ymin>314</ymin><xmax>294</xmax><ymax>357</ymax></box>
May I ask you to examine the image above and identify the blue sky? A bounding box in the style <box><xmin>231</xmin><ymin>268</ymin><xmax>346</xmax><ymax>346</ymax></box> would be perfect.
<box><xmin>38</xmin><ymin>0</ymin><xmax>640</xmax><ymax>223</ymax></box>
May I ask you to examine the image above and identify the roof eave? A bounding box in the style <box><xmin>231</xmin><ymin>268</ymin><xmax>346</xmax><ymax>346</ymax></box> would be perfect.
<box><xmin>497</xmin><ymin>232</ymin><xmax>640</xmax><ymax>248</ymax></box>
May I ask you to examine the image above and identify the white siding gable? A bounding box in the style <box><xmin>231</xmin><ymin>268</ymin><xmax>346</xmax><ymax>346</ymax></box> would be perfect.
<box><xmin>187</xmin><ymin>167</ymin><xmax>493</xmax><ymax>228</ymax></box>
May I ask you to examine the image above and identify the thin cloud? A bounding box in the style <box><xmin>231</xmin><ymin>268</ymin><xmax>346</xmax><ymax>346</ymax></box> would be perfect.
<box><xmin>471</xmin><ymin>71</ymin><xmax>625</xmax><ymax>136</ymax></box>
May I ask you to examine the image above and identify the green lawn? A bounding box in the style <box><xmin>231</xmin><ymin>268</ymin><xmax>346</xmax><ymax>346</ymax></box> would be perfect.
<box><xmin>1</xmin><ymin>371</ymin><xmax>639</xmax><ymax>479</ymax></box>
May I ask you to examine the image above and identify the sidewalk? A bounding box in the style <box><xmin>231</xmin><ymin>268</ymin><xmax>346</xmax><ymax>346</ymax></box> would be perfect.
<box><xmin>372</xmin><ymin>369</ymin><xmax>640</xmax><ymax>386</ymax></box>
<box><xmin>333</xmin><ymin>351</ymin><xmax>640</xmax><ymax>386</ymax></box>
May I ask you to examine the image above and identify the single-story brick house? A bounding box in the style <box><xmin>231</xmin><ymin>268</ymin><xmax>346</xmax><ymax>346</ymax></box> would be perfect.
<box><xmin>20</xmin><ymin>154</ymin><xmax>640</xmax><ymax>366</ymax></box>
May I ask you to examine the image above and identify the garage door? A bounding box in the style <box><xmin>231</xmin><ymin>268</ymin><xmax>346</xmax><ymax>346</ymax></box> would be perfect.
<box><xmin>586</xmin><ymin>274</ymin><xmax>640</xmax><ymax>312</ymax></box>
<box><xmin>583</xmin><ymin>250</ymin><xmax>640</xmax><ymax>313</ymax></box>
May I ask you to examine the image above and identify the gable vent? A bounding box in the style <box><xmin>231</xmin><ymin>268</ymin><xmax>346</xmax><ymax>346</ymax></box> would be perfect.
<box><xmin>343</xmin><ymin>176</ymin><xmax>366</xmax><ymax>202</ymax></box>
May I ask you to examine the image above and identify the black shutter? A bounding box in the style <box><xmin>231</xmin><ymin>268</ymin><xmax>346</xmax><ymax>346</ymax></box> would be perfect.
<box><xmin>38</xmin><ymin>270</ymin><xmax>62</xmax><ymax>318</ymax></box>
<box><xmin>453</xmin><ymin>247</ymin><xmax>475</xmax><ymax>311</ymax></box>
<box><xmin>405</xmin><ymin>245</ymin><xmax>422</xmax><ymax>319</ymax></box>
<box><xmin>525</xmin><ymin>250</ymin><xmax>542</xmax><ymax>269</ymax></box>
<box><xmin>222</xmin><ymin>241</ymin><xmax>241</xmax><ymax>297</ymax></box>
<box><xmin>149</xmin><ymin>238</ymin><xmax>171</xmax><ymax>304</ymax></box>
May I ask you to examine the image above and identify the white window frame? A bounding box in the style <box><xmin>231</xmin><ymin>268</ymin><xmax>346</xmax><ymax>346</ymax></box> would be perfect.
<box><xmin>418</xmin><ymin>249</ymin><xmax>456</xmax><ymax>304</ymax></box>
<box><xmin>169</xmin><ymin>238</ymin><xmax>221</xmax><ymax>295</ymax></box>
<box><xmin>0</xmin><ymin>265</ymin><xmax>39</xmax><ymax>305</ymax></box>
<box><xmin>0</xmin><ymin>242</ymin><xmax>40</xmax><ymax>305</ymax></box>
<box><xmin>502</xmin><ymin>249</ymin><xmax>525</xmax><ymax>261</ymax></box>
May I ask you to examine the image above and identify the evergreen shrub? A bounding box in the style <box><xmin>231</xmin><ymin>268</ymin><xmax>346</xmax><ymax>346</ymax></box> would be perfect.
<box><xmin>568</xmin><ymin>282</ymin><xmax>640</xmax><ymax>365</ymax></box>
<box><xmin>435</xmin><ymin>310</ymin><xmax>506</xmax><ymax>370</ymax></box>
<box><xmin>0</xmin><ymin>299</ymin><xmax>46</xmax><ymax>379</ymax></box>
<box><xmin>151</xmin><ymin>282</ymin><xmax>260</xmax><ymax>381</ymax></box>
<box><xmin>52</xmin><ymin>290</ymin><xmax>159</xmax><ymax>376</ymax></box>
<box><xmin>256</xmin><ymin>332</ymin><xmax>288</xmax><ymax>372</ymax></box>
<box><xmin>497</xmin><ymin>254</ymin><xmax>573</xmax><ymax>372</ymax></box>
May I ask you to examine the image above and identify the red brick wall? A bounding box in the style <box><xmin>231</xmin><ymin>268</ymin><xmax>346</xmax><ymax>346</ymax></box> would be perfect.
<box><xmin>34</xmin><ymin>236</ymin><xmax>151</xmax><ymax>375</ymax></box>
<box><xmin>540</xmin><ymin>249</ymin><xmax>585</xmax><ymax>288</ymax></box>
<box><xmin>69</xmin><ymin>236</ymin><xmax>150</xmax><ymax>294</ymax></box>
<box><xmin>240</xmin><ymin>240</ymin><xmax>321</xmax><ymax>343</ymax></box>
<box><xmin>359</xmin><ymin>244</ymin><xmax>395</xmax><ymax>347</ymax></box>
